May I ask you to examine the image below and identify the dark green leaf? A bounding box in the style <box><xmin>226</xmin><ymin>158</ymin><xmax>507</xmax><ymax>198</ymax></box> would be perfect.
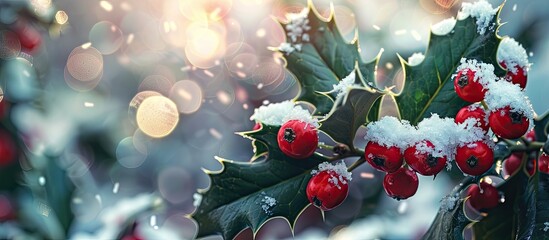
<box><xmin>192</xmin><ymin>125</ymin><xmax>329</xmax><ymax>239</ymax></box>
<box><xmin>319</xmin><ymin>84</ymin><xmax>383</xmax><ymax>149</ymax></box>
<box><xmin>279</xmin><ymin>4</ymin><xmax>381</xmax><ymax>115</ymax></box>
<box><xmin>534</xmin><ymin>111</ymin><xmax>549</xmax><ymax>142</ymax></box>
<box><xmin>532</xmin><ymin>173</ymin><xmax>549</xmax><ymax>239</ymax></box>
<box><xmin>395</xmin><ymin>5</ymin><xmax>505</xmax><ymax>125</ymax></box>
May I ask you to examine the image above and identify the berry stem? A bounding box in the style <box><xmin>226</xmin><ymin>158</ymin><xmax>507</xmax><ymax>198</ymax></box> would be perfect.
<box><xmin>347</xmin><ymin>156</ymin><xmax>366</xmax><ymax>172</ymax></box>
<box><xmin>480</xmin><ymin>100</ymin><xmax>489</xmax><ymax>110</ymax></box>
<box><xmin>318</xmin><ymin>143</ymin><xmax>334</xmax><ymax>151</ymax></box>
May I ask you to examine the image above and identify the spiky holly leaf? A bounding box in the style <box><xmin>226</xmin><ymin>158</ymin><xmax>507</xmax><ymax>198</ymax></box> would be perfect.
<box><xmin>319</xmin><ymin>67</ymin><xmax>383</xmax><ymax>149</ymax></box>
<box><xmin>532</xmin><ymin>173</ymin><xmax>549</xmax><ymax>239</ymax></box>
<box><xmin>394</xmin><ymin>3</ymin><xmax>505</xmax><ymax>125</ymax></box>
<box><xmin>276</xmin><ymin>2</ymin><xmax>381</xmax><ymax>115</ymax></box>
<box><xmin>422</xmin><ymin>178</ymin><xmax>473</xmax><ymax>240</ymax></box>
<box><xmin>191</xmin><ymin>124</ymin><xmax>329</xmax><ymax>239</ymax></box>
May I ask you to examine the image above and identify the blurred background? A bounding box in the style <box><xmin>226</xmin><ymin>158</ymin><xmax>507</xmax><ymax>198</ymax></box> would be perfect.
<box><xmin>0</xmin><ymin>0</ymin><xmax>547</xmax><ymax>239</ymax></box>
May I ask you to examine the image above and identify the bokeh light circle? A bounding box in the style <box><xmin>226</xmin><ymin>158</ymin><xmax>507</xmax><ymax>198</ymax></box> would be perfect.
<box><xmin>157</xmin><ymin>167</ymin><xmax>193</xmax><ymax>204</ymax></box>
<box><xmin>89</xmin><ymin>21</ymin><xmax>124</xmax><ymax>55</ymax></box>
<box><xmin>136</xmin><ymin>95</ymin><xmax>179</xmax><ymax>138</ymax></box>
<box><xmin>116</xmin><ymin>137</ymin><xmax>148</xmax><ymax>168</ymax></box>
<box><xmin>64</xmin><ymin>46</ymin><xmax>103</xmax><ymax>91</ymax></box>
<box><xmin>169</xmin><ymin>80</ymin><xmax>203</xmax><ymax>114</ymax></box>
<box><xmin>139</xmin><ymin>75</ymin><xmax>174</xmax><ymax>96</ymax></box>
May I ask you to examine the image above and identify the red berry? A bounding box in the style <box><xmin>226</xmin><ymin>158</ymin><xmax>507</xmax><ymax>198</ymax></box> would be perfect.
<box><xmin>364</xmin><ymin>142</ymin><xmax>403</xmax><ymax>173</ymax></box>
<box><xmin>0</xmin><ymin>131</ymin><xmax>17</xmax><ymax>167</ymax></box>
<box><xmin>539</xmin><ymin>153</ymin><xmax>549</xmax><ymax>174</ymax></box>
<box><xmin>277</xmin><ymin>120</ymin><xmax>318</xmax><ymax>159</ymax></box>
<box><xmin>383</xmin><ymin>167</ymin><xmax>419</xmax><ymax>200</ymax></box>
<box><xmin>501</xmin><ymin>62</ymin><xmax>527</xmax><ymax>89</ymax></box>
<box><xmin>253</xmin><ymin>122</ymin><xmax>261</xmax><ymax>130</ymax></box>
<box><xmin>489</xmin><ymin>106</ymin><xmax>530</xmax><ymax>139</ymax></box>
<box><xmin>306</xmin><ymin>170</ymin><xmax>349</xmax><ymax>211</ymax></box>
<box><xmin>403</xmin><ymin>141</ymin><xmax>447</xmax><ymax>176</ymax></box>
<box><xmin>467</xmin><ymin>181</ymin><xmax>500</xmax><ymax>211</ymax></box>
<box><xmin>455</xmin><ymin>141</ymin><xmax>494</xmax><ymax>176</ymax></box>
<box><xmin>454</xmin><ymin>69</ymin><xmax>486</xmax><ymax>103</ymax></box>
<box><xmin>524</xmin><ymin>129</ymin><xmax>536</xmax><ymax>142</ymax></box>
<box><xmin>455</xmin><ymin>105</ymin><xmax>489</xmax><ymax>132</ymax></box>
<box><xmin>503</xmin><ymin>153</ymin><xmax>521</xmax><ymax>176</ymax></box>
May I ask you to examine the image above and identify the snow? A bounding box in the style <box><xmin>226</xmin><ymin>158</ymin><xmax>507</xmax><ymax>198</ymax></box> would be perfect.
<box><xmin>431</xmin><ymin>17</ymin><xmax>456</xmax><ymax>36</ymax></box>
<box><xmin>498</xmin><ymin>37</ymin><xmax>530</xmax><ymax>74</ymax></box>
<box><xmin>364</xmin><ymin>116</ymin><xmax>416</xmax><ymax>149</ymax></box>
<box><xmin>193</xmin><ymin>193</ymin><xmax>202</xmax><ymax>207</ymax></box>
<box><xmin>544</xmin><ymin>222</ymin><xmax>549</xmax><ymax>232</ymax></box>
<box><xmin>250</xmin><ymin>100</ymin><xmax>318</xmax><ymax>127</ymax></box>
<box><xmin>311</xmin><ymin>161</ymin><xmax>352</xmax><ymax>189</ymax></box>
<box><xmin>485</xmin><ymin>79</ymin><xmax>535</xmax><ymax>125</ymax></box>
<box><xmin>454</xmin><ymin>58</ymin><xmax>498</xmax><ymax>87</ymax></box>
<box><xmin>365</xmin><ymin>114</ymin><xmax>487</xmax><ymax>169</ymax></box>
<box><xmin>407</xmin><ymin>52</ymin><xmax>425</xmax><ymax>66</ymax></box>
<box><xmin>332</xmin><ymin>71</ymin><xmax>357</xmax><ymax>98</ymax></box>
<box><xmin>440</xmin><ymin>193</ymin><xmax>459</xmax><ymax>211</ymax></box>
<box><xmin>457</xmin><ymin>0</ymin><xmax>498</xmax><ymax>35</ymax></box>
<box><xmin>278</xmin><ymin>8</ymin><xmax>310</xmax><ymax>54</ymax></box>
<box><xmin>259</xmin><ymin>192</ymin><xmax>277</xmax><ymax>215</ymax></box>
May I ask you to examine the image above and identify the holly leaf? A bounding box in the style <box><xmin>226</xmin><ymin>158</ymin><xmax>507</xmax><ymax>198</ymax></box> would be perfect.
<box><xmin>319</xmin><ymin>71</ymin><xmax>383</xmax><ymax>149</ymax></box>
<box><xmin>531</xmin><ymin>173</ymin><xmax>549</xmax><ymax>239</ymax></box>
<box><xmin>534</xmin><ymin>111</ymin><xmax>549</xmax><ymax>142</ymax></box>
<box><xmin>422</xmin><ymin>200</ymin><xmax>469</xmax><ymax>240</ymax></box>
<box><xmin>277</xmin><ymin>2</ymin><xmax>381</xmax><ymax>115</ymax></box>
<box><xmin>191</xmin><ymin>125</ymin><xmax>329</xmax><ymax>239</ymax></box>
<box><xmin>394</xmin><ymin>3</ymin><xmax>505</xmax><ymax>125</ymax></box>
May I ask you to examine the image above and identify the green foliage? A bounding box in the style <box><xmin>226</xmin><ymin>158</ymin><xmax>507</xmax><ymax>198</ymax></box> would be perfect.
<box><xmin>394</xmin><ymin>5</ymin><xmax>505</xmax><ymax>125</ymax></box>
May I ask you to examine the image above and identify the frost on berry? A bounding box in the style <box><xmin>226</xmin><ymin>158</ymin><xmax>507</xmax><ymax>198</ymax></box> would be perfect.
<box><xmin>407</xmin><ymin>52</ymin><xmax>425</xmax><ymax>66</ymax></box>
<box><xmin>250</xmin><ymin>100</ymin><xmax>318</xmax><ymax>127</ymax></box>
<box><xmin>498</xmin><ymin>37</ymin><xmax>531</xmax><ymax>75</ymax></box>
<box><xmin>431</xmin><ymin>17</ymin><xmax>457</xmax><ymax>36</ymax></box>
<box><xmin>454</xmin><ymin>58</ymin><xmax>498</xmax><ymax>88</ymax></box>
<box><xmin>277</xmin><ymin>8</ymin><xmax>311</xmax><ymax>55</ymax></box>
<box><xmin>311</xmin><ymin>161</ymin><xmax>352</xmax><ymax>188</ymax></box>
<box><xmin>332</xmin><ymin>71</ymin><xmax>357</xmax><ymax>98</ymax></box>
<box><xmin>484</xmin><ymin>80</ymin><xmax>534</xmax><ymax>128</ymax></box>
<box><xmin>457</xmin><ymin>0</ymin><xmax>498</xmax><ymax>35</ymax></box>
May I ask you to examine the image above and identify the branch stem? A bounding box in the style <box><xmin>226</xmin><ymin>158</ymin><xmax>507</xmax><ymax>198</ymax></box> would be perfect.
<box><xmin>347</xmin><ymin>156</ymin><xmax>366</xmax><ymax>172</ymax></box>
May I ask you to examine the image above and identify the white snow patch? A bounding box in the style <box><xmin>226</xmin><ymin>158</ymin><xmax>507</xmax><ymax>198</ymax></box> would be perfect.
<box><xmin>457</xmin><ymin>0</ymin><xmax>498</xmax><ymax>35</ymax></box>
<box><xmin>440</xmin><ymin>193</ymin><xmax>459</xmax><ymax>212</ymax></box>
<box><xmin>431</xmin><ymin>17</ymin><xmax>457</xmax><ymax>35</ymax></box>
<box><xmin>278</xmin><ymin>8</ymin><xmax>310</xmax><ymax>54</ymax></box>
<box><xmin>364</xmin><ymin>116</ymin><xmax>416</xmax><ymax>150</ymax></box>
<box><xmin>311</xmin><ymin>161</ymin><xmax>352</xmax><ymax>188</ymax></box>
<box><xmin>332</xmin><ymin>71</ymin><xmax>357</xmax><ymax>98</ymax></box>
<box><xmin>485</xmin><ymin>80</ymin><xmax>534</xmax><ymax>125</ymax></box>
<box><xmin>259</xmin><ymin>192</ymin><xmax>277</xmax><ymax>215</ymax></box>
<box><xmin>454</xmin><ymin>58</ymin><xmax>498</xmax><ymax>87</ymax></box>
<box><xmin>498</xmin><ymin>37</ymin><xmax>530</xmax><ymax>74</ymax></box>
<box><xmin>407</xmin><ymin>52</ymin><xmax>425</xmax><ymax>66</ymax></box>
<box><xmin>250</xmin><ymin>100</ymin><xmax>318</xmax><ymax>127</ymax></box>
<box><xmin>193</xmin><ymin>193</ymin><xmax>202</xmax><ymax>207</ymax></box>
<box><xmin>544</xmin><ymin>222</ymin><xmax>549</xmax><ymax>232</ymax></box>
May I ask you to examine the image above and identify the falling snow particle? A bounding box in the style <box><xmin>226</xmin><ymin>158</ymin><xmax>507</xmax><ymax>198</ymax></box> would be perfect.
<box><xmin>113</xmin><ymin>182</ymin><xmax>119</xmax><ymax>194</ymax></box>
<box><xmin>543</xmin><ymin>222</ymin><xmax>549</xmax><ymax>232</ymax></box>
<box><xmin>38</xmin><ymin>176</ymin><xmax>46</xmax><ymax>186</ymax></box>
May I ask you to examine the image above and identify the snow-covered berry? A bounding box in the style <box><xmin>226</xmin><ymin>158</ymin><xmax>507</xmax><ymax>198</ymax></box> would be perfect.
<box><xmin>489</xmin><ymin>106</ymin><xmax>530</xmax><ymax>139</ymax></box>
<box><xmin>277</xmin><ymin>120</ymin><xmax>318</xmax><ymax>159</ymax></box>
<box><xmin>307</xmin><ymin>168</ymin><xmax>350</xmax><ymax>211</ymax></box>
<box><xmin>501</xmin><ymin>62</ymin><xmax>527</xmax><ymax>89</ymax></box>
<box><xmin>467</xmin><ymin>181</ymin><xmax>500</xmax><ymax>212</ymax></box>
<box><xmin>364</xmin><ymin>141</ymin><xmax>403</xmax><ymax>173</ymax></box>
<box><xmin>454</xmin><ymin>69</ymin><xmax>486</xmax><ymax>103</ymax></box>
<box><xmin>455</xmin><ymin>141</ymin><xmax>493</xmax><ymax>176</ymax></box>
<box><xmin>404</xmin><ymin>141</ymin><xmax>447</xmax><ymax>176</ymax></box>
<box><xmin>455</xmin><ymin>105</ymin><xmax>489</xmax><ymax>132</ymax></box>
<box><xmin>383</xmin><ymin>167</ymin><xmax>419</xmax><ymax>200</ymax></box>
